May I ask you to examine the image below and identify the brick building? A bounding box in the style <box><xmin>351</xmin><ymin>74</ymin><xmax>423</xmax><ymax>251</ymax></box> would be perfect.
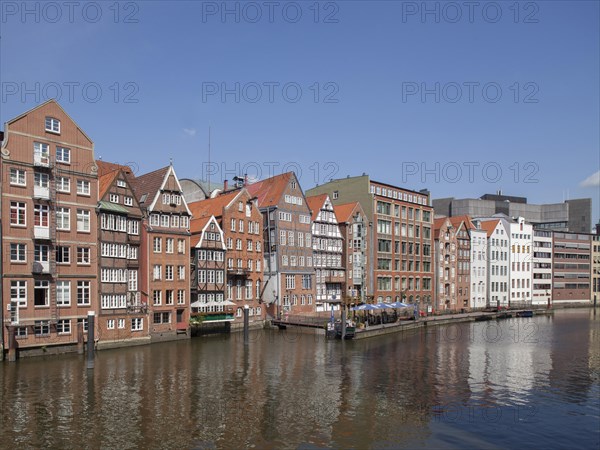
<box><xmin>1</xmin><ymin>100</ymin><xmax>98</xmax><ymax>356</ymax></box>
<box><xmin>247</xmin><ymin>172</ymin><xmax>315</xmax><ymax>317</ymax></box>
<box><xmin>448</xmin><ymin>216</ymin><xmax>471</xmax><ymax>309</ymax></box>
<box><xmin>306</xmin><ymin>194</ymin><xmax>345</xmax><ymax>312</ymax></box>
<box><xmin>130</xmin><ymin>164</ymin><xmax>192</xmax><ymax>341</ymax></box>
<box><xmin>433</xmin><ymin>217</ymin><xmax>458</xmax><ymax>312</ymax></box>
<box><xmin>307</xmin><ymin>175</ymin><xmax>434</xmax><ymax>308</ymax></box>
<box><xmin>96</xmin><ymin>161</ymin><xmax>147</xmax><ymax>348</ymax></box>
<box><xmin>188</xmin><ymin>188</ymin><xmax>264</xmax><ymax>327</ymax></box>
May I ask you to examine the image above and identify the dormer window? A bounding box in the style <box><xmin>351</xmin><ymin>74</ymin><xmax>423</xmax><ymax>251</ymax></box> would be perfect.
<box><xmin>45</xmin><ymin>117</ymin><xmax>60</xmax><ymax>134</ymax></box>
<box><xmin>117</xmin><ymin>180</ymin><xmax>126</xmax><ymax>188</ymax></box>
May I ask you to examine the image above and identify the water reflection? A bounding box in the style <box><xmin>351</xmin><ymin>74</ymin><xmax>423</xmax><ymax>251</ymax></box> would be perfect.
<box><xmin>1</xmin><ymin>311</ymin><xmax>598</xmax><ymax>449</ymax></box>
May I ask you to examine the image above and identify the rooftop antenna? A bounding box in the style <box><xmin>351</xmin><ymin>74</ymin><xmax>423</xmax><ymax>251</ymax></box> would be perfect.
<box><xmin>208</xmin><ymin>126</ymin><xmax>211</xmax><ymax>190</ymax></box>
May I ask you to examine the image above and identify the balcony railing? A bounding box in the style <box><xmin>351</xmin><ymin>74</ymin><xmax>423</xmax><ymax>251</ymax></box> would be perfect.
<box><xmin>33</xmin><ymin>155</ymin><xmax>50</xmax><ymax>167</ymax></box>
<box><xmin>33</xmin><ymin>226</ymin><xmax>50</xmax><ymax>240</ymax></box>
<box><xmin>33</xmin><ymin>186</ymin><xmax>50</xmax><ymax>200</ymax></box>
<box><xmin>228</xmin><ymin>268</ymin><xmax>249</xmax><ymax>276</ymax></box>
<box><xmin>32</xmin><ymin>261</ymin><xmax>50</xmax><ymax>274</ymax></box>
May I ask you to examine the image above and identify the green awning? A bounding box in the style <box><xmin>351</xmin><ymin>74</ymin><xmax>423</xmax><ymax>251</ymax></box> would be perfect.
<box><xmin>98</xmin><ymin>201</ymin><xmax>130</xmax><ymax>214</ymax></box>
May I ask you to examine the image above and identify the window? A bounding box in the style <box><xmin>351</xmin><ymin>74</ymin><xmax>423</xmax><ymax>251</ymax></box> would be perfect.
<box><xmin>166</xmin><ymin>290</ymin><xmax>174</xmax><ymax>305</ymax></box>
<box><xmin>56</xmin><ymin>281</ymin><xmax>71</xmax><ymax>306</ymax></box>
<box><xmin>333</xmin><ymin>191</ymin><xmax>339</xmax><ymax>200</ymax></box>
<box><xmin>33</xmin><ymin>142</ymin><xmax>49</xmax><ymax>165</ymax></box>
<box><xmin>56</xmin><ymin>176</ymin><xmax>70</xmax><ymax>192</ymax></box>
<box><xmin>178</xmin><ymin>265</ymin><xmax>185</xmax><ymax>280</ymax></box>
<box><xmin>153</xmin><ymin>265</ymin><xmax>162</xmax><ymax>280</ymax></box>
<box><xmin>107</xmin><ymin>319</ymin><xmax>115</xmax><ymax>330</ymax></box>
<box><xmin>34</xmin><ymin>204</ymin><xmax>49</xmax><ymax>227</ymax></box>
<box><xmin>286</xmin><ymin>274</ymin><xmax>296</xmax><ymax>290</ymax></box>
<box><xmin>110</xmin><ymin>194</ymin><xmax>119</xmax><ymax>203</ymax></box>
<box><xmin>34</xmin><ymin>320</ymin><xmax>50</xmax><ymax>336</ymax></box>
<box><xmin>45</xmin><ymin>117</ymin><xmax>60</xmax><ymax>133</ymax></box>
<box><xmin>178</xmin><ymin>239</ymin><xmax>186</xmax><ymax>254</ymax></box>
<box><xmin>129</xmin><ymin>270</ymin><xmax>138</xmax><ymax>291</ymax></box>
<box><xmin>56</xmin><ymin>147</ymin><xmax>70</xmax><ymax>163</ymax></box>
<box><xmin>280</xmin><ymin>230</ymin><xmax>286</xmax><ymax>245</ymax></box>
<box><xmin>10</xmin><ymin>168</ymin><xmax>26</xmax><ymax>186</ymax></box>
<box><xmin>153</xmin><ymin>237</ymin><xmax>162</xmax><ymax>253</ymax></box>
<box><xmin>153</xmin><ymin>290</ymin><xmax>162</xmax><ymax>305</ymax></box>
<box><xmin>77</xmin><ymin>209</ymin><xmax>90</xmax><ymax>232</ymax></box>
<box><xmin>166</xmin><ymin>265</ymin><xmax>174</xmax><ymax>281</ymax></box>
<box><xmin>231</xmin><ymin>218</ymin><xmax>236</xmax><ymax>232</ymax></box>
<box><xmin>10</xmin><ymin>244</ymin><xmax>26</xmax><ymax>262</ymax></box>
<box><xmin>10</xmin><ymin>202</ymin><xmax>26</xmax><ymax>226</ymax></box>
<box><xmin>74</xmin><ymin>247</ymin><xmax>90</xmax><ymax>267</ymax></box>
<box><xmin>166</xmin><ymin>238</ymin><xmax>174</xmax><ymax>253</ymax></box>
<box><xmin>177</xmin><ymin>290</ymin><xmax>185</xmax><ymax>305</ymax></box>
<box><xmin>11</xmin><ymin>281</ymin><xmax>27</xmax><ymax>307</ymax></box>
<box><xmin>34</xmin><ymin>280</ymin><xmax>49</xmax><ymax>307</ymax></box>
<box><xmin>131</xmin><ymin>318</ymin><xmax>143</xmax><ymax>331</ymax></box>
<box><xmin>124</xmin><ymin>196</ymin><xmax>133</xmax><ymax>206</ymax></box>
<box><xmin>302</xmin><ymin>274</ymin><xmax>312</xmax><ymax>289</ymax></box>
<box><xmin>117</xmin><ymin>319</ymin><xmax>125</xmax><ymax>329</ymax></box>
<box><xmin>77</xmin><ymin>180</ymin><xmax>90</xmax><ymax>195</ymax></box>
<box><xmin>236</xmin><ymin>239</ymin><xmax>242</xmax><ymax>250</ymax></box>
<box><xmin>56</xmin><ymin>246</ymin><xmax>70</xmax><ymax>264</ymax></box>
<box><xmin>76</xmin><ymin>281</ymin><xmax>91</xmax><ymax>305</ymax></box>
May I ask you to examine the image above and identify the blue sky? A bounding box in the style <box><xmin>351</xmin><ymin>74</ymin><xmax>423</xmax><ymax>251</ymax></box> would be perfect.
<box><xmin>1</xmin><ymin>1</ymin><xmax>599</xmax><ymax>224</ymax></box>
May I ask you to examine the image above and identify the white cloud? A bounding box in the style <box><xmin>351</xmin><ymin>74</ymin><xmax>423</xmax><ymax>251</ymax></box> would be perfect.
<box><xmin>183</xmin><ymin>128</ymin><xmax>197</xmax><ymax>137</ymax></box>
<box><xmin>580</xmin><ymin>170</ymin><xmax>600</xmax><ymax>188</ymax></box>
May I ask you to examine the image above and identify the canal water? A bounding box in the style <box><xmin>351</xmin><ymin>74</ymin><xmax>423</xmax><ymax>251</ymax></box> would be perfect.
<box><xmin>1</xmin><ymin>309</ymin><xmax>599</xmax><ymax>449</ymax></box>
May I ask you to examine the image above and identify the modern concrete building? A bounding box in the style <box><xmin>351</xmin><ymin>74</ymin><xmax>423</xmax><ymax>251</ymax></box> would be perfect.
<box><xmin>1</xmin><ymin>100</ymin><xmax>99</xmax><ymax>357</ymax></box>
<box><xmin>247</xmin><ymin>172</ymin><xmax>315</xmax><ymax>316</ymax></box>
<box><xmin>96</xmin><ymin>161</ymin><xmax>147</xmax><ymax>348</ymax></box>
<box><xmin>306</xmin><ymin>194</ymin><xmax>345</xmax><ymax>312</ymax></box>
<box><xmin>479</xmin><ymin>219</ymin><xmax>510</xmax><ymax>308</ymax></box>
<box><xmin>532</xmin><ymin>229</ymin><xmax>553</xmax><ymax>306</ymax></box>
<box><xmin>333</xmin><ymin>202</ymin><xmax>370</xmax><ymax>305</ymax></box>
<box><xmin>592</xmin><ymin>225</ymin><xmax>600</xmax><ymax>305</ymax></box>
<box><xmin>552</xmin><ymin>231</ymin><xmax>592</xmax><ymax>305</ymax></box>
<box><xmin>433</xmin><ymin>192</ymin><xmax>592</xmax><ymax>233</ymax></box>
<box><xmin>130</xmin><ymin>164</ymin><xmax>192</xmax><ymax>341</ymax></box>
<box><xmin>307</xmin><ymin>175</ymin><xmax>434</xmax><ymax>309</ymax></box>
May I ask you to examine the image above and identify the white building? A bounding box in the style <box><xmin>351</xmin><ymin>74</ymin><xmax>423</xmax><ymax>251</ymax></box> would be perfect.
<box><xmin>480</xmin><ymin>219</ymin><xmax>510</xmax><ymax>307</ymax></box>
<box><xmin>532</xmin><ymin>229</ymin><xmax>553</xmax><ymax>306</ymax></box>
<box><xmin>307</xmin><ymin>194</ymin><xmax>345</xmax><ymax>312</ymax></box>
<box><xmin>509</xmin><ymin>217</ymin><xmax>534</xmax><ymax>305</ymax></box>
<box><xmin>469</xmin><ymin>219</ymin><xmax>488</xmax><ymax>309</ymax></box>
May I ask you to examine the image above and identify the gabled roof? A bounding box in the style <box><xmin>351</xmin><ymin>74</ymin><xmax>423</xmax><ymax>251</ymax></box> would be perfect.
<box><xmin>434</xmin><ymin>217</ymin><xmax>452</xmax><ymax>234</ymax></box>
<box><xmin>188</xmin><ymin>190</ymin><xmax>240</xmax><ymax>227</ymax></box>
<box><xmin>333</xmin><ymin>202</ymin><xmax>361</xmax><ymax>224</ymax></box>
<box><xmin>130</xmin><ymin>166</ymin><xmax>169</xmax><ymax>208</ymax></box>
<box><xmin>306</xmin><ymin>194</ymin><xmax>328</xmax><ymax>221</ymax></box>
<box><xmin>96</xmin><ymin>160</ymin><xmax>135</xmax><ymax>177</ymax></box>
<box><xmin>2</xmin><ymin>99</ymin><xmax>94</xmax><ymax>147</ymax></box>
<box><xmin>449</xmin><ymin>215</ymin><xmax>476</xmax><ymax>231</ymax></box>
<box><xmin>480</xmin><ymin>219</ymin><xmax>501</xmax><ymax>237</ymax></box>
<box><xmin>98</xmin><ymin>170</ymin><xmax>119</xmax><ymax>199</ymax></box>
<box><xmin>190</xmin><ymin>215</ymin><xmax>226</xmax><ymax>248</ymax></box>
<box><xmin>246</xmin><ymin>172</ymin><xmax>293</xmax><ymax>208</ymax></box>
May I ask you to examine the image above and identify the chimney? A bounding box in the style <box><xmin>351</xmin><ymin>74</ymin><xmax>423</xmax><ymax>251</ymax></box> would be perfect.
<box><xmin>244</xmin><ymin>173</ymin><xmax>248</xmax><ymax>186</ymax></box>
<box><xmin>224</xmin><ymin>179</ymin><xmax>228</xmax><ymax>191</ymax></box>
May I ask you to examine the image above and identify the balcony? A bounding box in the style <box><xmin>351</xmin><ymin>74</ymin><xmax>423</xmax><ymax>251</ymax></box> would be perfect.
<box><xmin>228</xmin><ymin>268</ymin><xmax>249</xmax><ymax>277</ymax></box>
<box><xmin>32</xmin><ymin>261</ymin><xmax>50</xmax><ymax>274</ymax></box>
<box><xmin>33</xmin><ymin>226</ymin><xmax>50</xmax><ymax>240</ymax></box>
<box><xmin>33</xmin><ymin>186</ymin><xmax>50</xmax><ymax>200</ymax></box>
<box><xmin>33</xmin><ymin>154</ymin><xmax>50</xmax><ymax>168</ymax></box>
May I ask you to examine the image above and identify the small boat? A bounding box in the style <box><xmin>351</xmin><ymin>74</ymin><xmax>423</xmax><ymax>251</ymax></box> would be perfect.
<box><xmin>335</xmin><ymin>320</ymin><xmax>356</xmax><ymax>339</ymax></box>
<box><xmin>475</xmin><ymin>315</ymin><xmax>493</xmax><ymax>322</ymax></box>
<box><xmin>496</xmin><ymin>312</ymin><xmax>513</xmax><ymax>320</ymax></box>
<box><xmin>516</xmin><ymin>310</ymin><xmax>534</xmax><ymax>318</ymax></box>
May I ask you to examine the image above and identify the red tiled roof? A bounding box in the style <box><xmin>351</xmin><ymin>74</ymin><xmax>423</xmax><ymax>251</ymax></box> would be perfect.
<box><xmin>333</xmin><ymin>202</ymin><xmax>360</xmax><ymax>224</ymax></box>
<box><xmin>448</xmin><ymin>215</ymin><xmax>476</xmax><ymax>230</ymax></box>
<box><xmin>434</xmin><ymin>217</ymin><xmax>450</xmax><ymax>234</ymax></box>
<box><xmin>129</xmin><ymin>166</ymin><xmax>169</xmax><ymax>207</ymax></box>
<box><xmin>190</xmin><ymin>216</ymin><xmax>213</xmax><ymax>244</ymax></box>
<box><xmin>246</xmin><ymin>172</ymin><xmax>293</xmax><ymax>208</ymax></box>
<box><xmin>188</xmin><ymin>190</ymin><xmax>240</xmax><ymax>232</ymax></box>
<box><xmin>480</xmin><ymin>219</ymin><xmax>501</xmax><ymax>237</ymax></box>
<box><xmin>96</xmin><ymin>160</ymin><xmax>136</xmax><ymax>199</ymax></box>
<box><xmin>306</xmin><ymin>194</ymin><xmax>328</xmax><ymax>221</ymax></box>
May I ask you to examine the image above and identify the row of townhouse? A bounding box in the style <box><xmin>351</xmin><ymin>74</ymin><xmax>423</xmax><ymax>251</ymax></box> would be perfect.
<box><xmin>0</xmin><ymin>101</ymin><xmax>597</xmax><ymax>359</ymax></box>
<box><xmin>433</xmin><ymin>214</ymin><xmax>598</xmax><ymax>311</ymax></box>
